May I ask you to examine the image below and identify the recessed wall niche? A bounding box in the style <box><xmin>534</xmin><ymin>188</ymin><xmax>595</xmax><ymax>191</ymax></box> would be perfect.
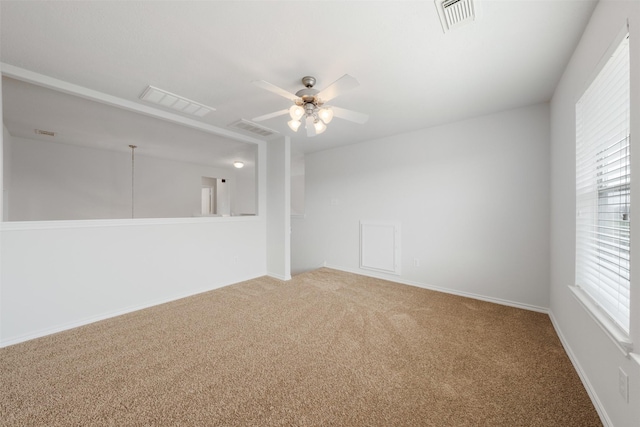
<box><xmin>2</xmin><ymin>76</ymin><xmax>257</xmax><ymax>221</ymax></box>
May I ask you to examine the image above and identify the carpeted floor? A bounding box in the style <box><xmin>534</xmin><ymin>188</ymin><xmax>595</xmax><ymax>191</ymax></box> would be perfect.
<box><xmin>0</xmin><ymin>268</ymin><xmax>601</xmax><ymax>426</ymax></box>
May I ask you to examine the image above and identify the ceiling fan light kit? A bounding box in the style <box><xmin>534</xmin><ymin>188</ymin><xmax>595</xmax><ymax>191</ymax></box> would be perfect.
<box><xmin>288</xmin><ymin>119</ymin><xmax>302</xmax><ymax>132</ymax></box>
<box><xmin>313</xmin><ymin>118</ymin><xmax>327</xmax><ymax>135</ymax></box>
<box><xmin>252</xmin><ymin>74</ymin><xmax>368</xmax><ymax>138</ymax></box>
<box><xmin>289</xmin><ymin>105</ymin><xmax>304</xmax><ymax>121</ymax></box>
<box><xmin>288</xmin><ymin>104</ymin><xmax>330</xmax><ymax>135</ymax></box>
<box><xmin>318</xmin><ymin>107</ymin><xmax>334</xmax><ymax>124</ymax></box>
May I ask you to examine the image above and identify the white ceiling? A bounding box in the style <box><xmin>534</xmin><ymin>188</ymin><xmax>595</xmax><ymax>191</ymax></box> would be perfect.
<box><xmin>2</xmin><ymin>76</ymin><xmax>258</xmax><ymax>169</ymax></box>
<box><xmin>1</xmin><ymin>0</ymin><xmax>597</xmax><ymax>155</ymax></box>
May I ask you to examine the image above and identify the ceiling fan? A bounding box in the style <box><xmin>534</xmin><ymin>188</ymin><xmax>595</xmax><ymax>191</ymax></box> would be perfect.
<box><xmin>252</xmin><ymin>75</ymin><xmax>369</xmax><ymax>137</ymax></box>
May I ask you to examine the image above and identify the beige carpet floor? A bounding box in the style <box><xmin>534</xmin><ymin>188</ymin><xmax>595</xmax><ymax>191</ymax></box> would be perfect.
<box><xmin>0</xmin><ymin>268</ymin><xmax>601</xmax><ymax>426</ymax></box>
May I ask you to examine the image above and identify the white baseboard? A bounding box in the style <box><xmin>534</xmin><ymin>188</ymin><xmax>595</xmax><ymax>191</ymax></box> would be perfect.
<box><xmin>267</xmin><ymin>272</ymin><xmax>292</xmax><ymax>281</ymax></box>
<box><xmin>322</xmin><ymin>264</ymin><xmax>608</xmax><ymax>424</ymax></box>
<box><xmin>548</xmin><ymin>311</ymin><xmax>611</xmax><ymax>427</ymax></box>
<box><xmin>323</xmin><ymin>263</ymin><xmax>549</xmax><ymax>313</ymax></box>
<box><xmin>0</xmin><ymin>273</ymin><xmax>263</xmax><ymax>348</ymax></box>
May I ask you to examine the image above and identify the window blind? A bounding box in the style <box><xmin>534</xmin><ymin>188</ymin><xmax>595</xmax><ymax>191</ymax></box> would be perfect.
<box><xmin>576</xmin><ymin>35</ymin><xmax>630</xmax><ymax>333</ymax></box>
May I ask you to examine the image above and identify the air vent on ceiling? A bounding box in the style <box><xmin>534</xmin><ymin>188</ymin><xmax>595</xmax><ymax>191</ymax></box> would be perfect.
<box><xmin>229</xmin><ymin>119</ymin><xmax>279</xmax><ymax>138</ymax></box>
<box><xmin>35</xmin><ymin>129</ymin><xmax>55</xmax><ymax>137</ymax></box>
<box><xmin>435</xmin><ymin>0</ymin><xmax>478</xmax><ymax>33</ymax></box>
<box><xmin>139</xmin><ymin>86</ymin><xmax>215</xmax><ymax>117</ymax></box>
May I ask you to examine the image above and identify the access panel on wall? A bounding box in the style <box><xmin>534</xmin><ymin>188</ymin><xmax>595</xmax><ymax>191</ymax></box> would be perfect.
<box><xmin>360</xmin><ymin>220</ymin><xmax>401</xmax><ymax>275</ymax></box>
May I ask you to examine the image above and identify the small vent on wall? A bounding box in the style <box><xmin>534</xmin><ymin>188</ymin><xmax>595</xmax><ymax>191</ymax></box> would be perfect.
<box><xmin>139</xmin><ymin>86</ymin><xmax>215</xmax><ymax>117</ymax></box>
<box><xmin>35</xmin><ymin>129</ymin><xmax>55</xmax><ymax>137</ymax></box>
<box><xmin>229</xmin><ymin>119</ymin><xmax>279</xmax><ymax>138</ymax></box>
<box><xmin>435</xmin><ymin>0</ymin><xmax>478</xmax><ymax>33</ymax></box>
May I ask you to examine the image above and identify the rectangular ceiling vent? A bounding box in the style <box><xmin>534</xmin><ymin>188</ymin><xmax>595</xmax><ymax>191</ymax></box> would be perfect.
<box><xmin>229</xmin><ymin>119</ymin><xmax>279</xmax><ymax>138</ymax></box>
<box><xmin>435</xmin><ymin>0</ymin><xmax>478</xmax><ymax>33</ymax></box>
<box><xmin>139</xmin><ymin>85</ymin><xmax>215</xmax><ymax>118</ymax></box>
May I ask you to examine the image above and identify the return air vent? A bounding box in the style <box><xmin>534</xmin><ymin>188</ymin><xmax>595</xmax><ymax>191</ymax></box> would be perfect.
<box><xmin>229</xmin><ymin>119</ymin><xmax>279</xmax><ymax>138</ymax></box>
<box><xmin>435</xmin><ymin>0</ymin><xmax>478</xmax><ymax>33</ymax></box>
<box><xmin>139</xmin><ymin>86</ymin><xmax>215</xmax><ymax>117</ymax></box>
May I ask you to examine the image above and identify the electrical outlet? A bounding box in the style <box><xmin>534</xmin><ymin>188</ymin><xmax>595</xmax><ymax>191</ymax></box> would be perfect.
<box><xmin>618</xmin><ymin>367</ymin><xmax>629</xmax><ymax>403</ymax></box>
<box><xmin>413</xmin><ymin>259</ymin><xmax>420</xmax><ymax>267</ymax></box>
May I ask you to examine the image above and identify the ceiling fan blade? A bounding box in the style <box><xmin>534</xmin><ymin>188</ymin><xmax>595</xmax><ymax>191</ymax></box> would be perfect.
<box><xmin>252</xmin><ymin>80</ymin><xmax>298</xmax><ymax>101</ymax></box>
<box><xmin>305</xmin><ymin>116</ymin><xmax>316</xmax><ymax>137</ymax></box>
<box><xmin>330</xmin><ymin>106</ymin><xmax>369</xmax><ymax>124</ymax></box>
<box><xmin>252</xmin><ymin>109</ymin><xmax>289</xmax><ymax>122</ymax></box>
<box><xmin>317</xmin><ymin>74</ymin><xmax>360</xmax><ymax>102</ymax></box>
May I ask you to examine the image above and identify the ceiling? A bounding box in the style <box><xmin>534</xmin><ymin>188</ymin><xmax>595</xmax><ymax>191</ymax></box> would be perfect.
<box><xmin>1</xmin><ymin>0</ymin><xmax>598</xmax><ymax>155</ymax></box>
<box><xmin>2</xmin><ymin>76</ymin><xmax>257</xmax><ymax>169</ymax></box>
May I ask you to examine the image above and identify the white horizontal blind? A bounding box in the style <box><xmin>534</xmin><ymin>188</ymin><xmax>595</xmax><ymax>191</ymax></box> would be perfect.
<box><xmin>576</xmin><ymin>35</ymin><xmax>630</xmax><ymax>333</ymax></box>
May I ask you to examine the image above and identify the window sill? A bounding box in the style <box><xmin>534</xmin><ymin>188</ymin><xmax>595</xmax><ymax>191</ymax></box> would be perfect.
<box><xmin>569</xmin><ymin>285</ymin><xmax>633</xmax><ymax>356</ymax></box>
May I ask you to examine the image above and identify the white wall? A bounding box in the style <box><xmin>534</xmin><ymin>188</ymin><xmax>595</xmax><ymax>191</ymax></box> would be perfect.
<box><xmin>6</xmin><ymin>135</ymin><xmax>255</xmax><ymax>221</ymax></box>
<box><xmin>0</xmin><ymin>85</ymin><xmax>3</xmax><ymax>341</ymax></box>
<box><xmin>2</xmin><ymin>125</ymin><xmax>10</xmax><ymax>219</ymax></box>
<box><xmin>1</xmin><ymin>96</ymin><xmax>271</xmax><ymax>347</ymax></box>
<box><xmin>1</xmin><ymin>217</ymin><xmax>266</xmax><ymax>345</ymax></box>
<box><xmin>293</xmin><ymin>103</ymin><xmax>550</xmax><ymax>310</ymax></box>
<box><xmin>291</xmin><ymin>150</ymin><xmax>305</xmax><ymax>216</ymax></box>
<box><xmin>550</xmin><ymin>1</ymin><xmax>640</xmax><ymax>425</ymax></box>
<box><xmin>266</xmin><ymin>137</ymin><xmax>291</xmax><ymax>280</ymax></box>
<box><xmin>232</xmin><ymin>157</ymin><xmax>257</xmax><ymax>216</ymax></box>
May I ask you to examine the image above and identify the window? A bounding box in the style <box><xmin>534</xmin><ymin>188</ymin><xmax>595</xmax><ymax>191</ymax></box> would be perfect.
<box><xmin>575</xmin><ymin>34</ymin><xmax>630</xmax><ymax>335</ymax></box>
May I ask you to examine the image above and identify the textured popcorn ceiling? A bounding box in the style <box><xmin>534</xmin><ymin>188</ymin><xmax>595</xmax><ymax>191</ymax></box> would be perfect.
<box><xmin>0</xmin><ymin>1</ymin><xmax>597</xmax><ymax>154</ymax></box>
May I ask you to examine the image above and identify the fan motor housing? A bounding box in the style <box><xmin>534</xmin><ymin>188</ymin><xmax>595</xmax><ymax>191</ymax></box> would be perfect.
<box><xmin>295</xmin><ymin>88</ymin><xmax>319</xmax><ymax>104</ymax></box>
